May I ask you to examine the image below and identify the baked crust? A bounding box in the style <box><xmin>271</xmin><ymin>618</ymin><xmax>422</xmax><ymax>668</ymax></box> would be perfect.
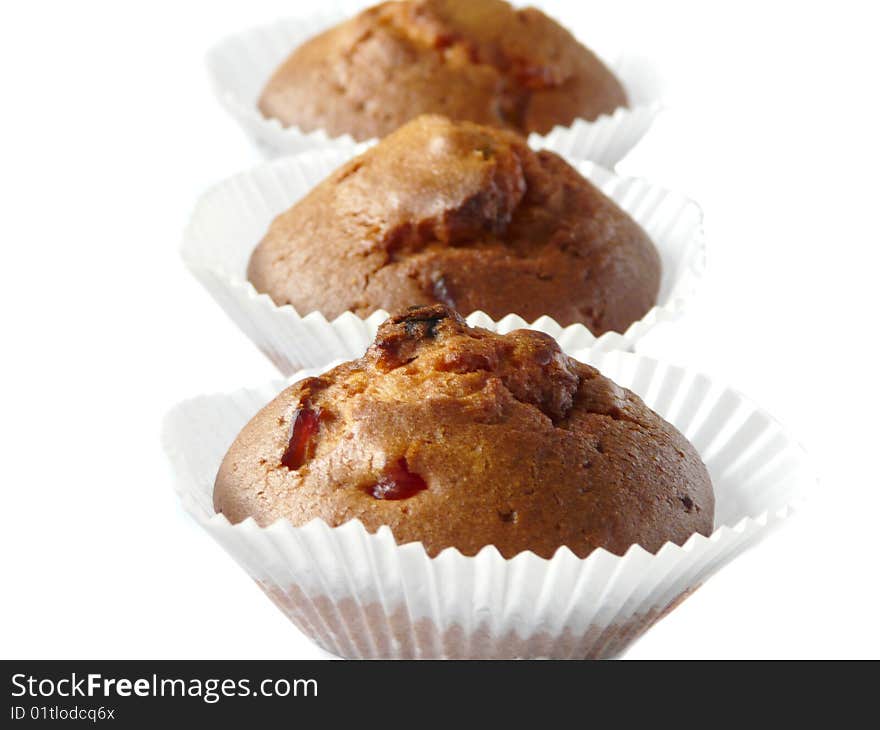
<box><xmin>247</xmin><ymin>115</ymin><xmax>660</xmax><ymax>334</ymax></box>
<box><xmin>258</xmin><ymin>0</ymin><xmax>628</xmax><ymax>140</ymax></box>
<box><xmin>215</xmin><ymin>305</ymin><xmax>714</xmax><ymax>559</ymax></box>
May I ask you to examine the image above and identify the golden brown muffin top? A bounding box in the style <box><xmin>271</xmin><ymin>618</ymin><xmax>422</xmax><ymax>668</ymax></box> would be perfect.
<box><xmin>248</xmin><ymin>115</ymin><xmax>660</xmax><ymax>333</ymax></box>
<box><xmin>259</xmin><ymin>0</ymin><xmax>627</xmax><ymax>139</ymax></box>
<box><xmin>215</xmin><ymin>305</ymin><xmax>713</xmax><ymax>558</ymax></box>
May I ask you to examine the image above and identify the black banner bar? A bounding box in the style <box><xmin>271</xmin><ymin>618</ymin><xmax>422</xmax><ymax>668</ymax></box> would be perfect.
<box><xmin>2</xmin><ymin>660</ymin><xmax>869</xmax><ymax>725</ymax></box>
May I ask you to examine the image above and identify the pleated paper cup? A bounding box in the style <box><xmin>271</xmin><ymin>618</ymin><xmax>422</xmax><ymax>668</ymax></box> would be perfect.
<box><xmin>206</xmin><ymin>4</ymin><xmax>662</xmax><ymax>167</ymax></box>
<box><xmin>182</xmin><ymin>147</ymin><xmax>704</xmax><ymax>375</ymax></box>
<box><xmin>162</xmin><ymin>349</ymin><xmax>813</xmax><ymax>659</ymax></box>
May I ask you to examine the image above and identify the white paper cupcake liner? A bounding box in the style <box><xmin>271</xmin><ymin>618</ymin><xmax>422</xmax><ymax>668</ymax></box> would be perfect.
<box><xmin>206</xmin><ymin>4</ymin><xmax>663</xmax><ymax>167</ymax></box>
<box><xmin>162</xmin><ymin>348</ymin><xmax>814</xmax><ymax>659</ymax></box>
<box><xmin>182</xmin><ymin>147</ymin><xmax>705</xmax><ymax>375</ymax></box>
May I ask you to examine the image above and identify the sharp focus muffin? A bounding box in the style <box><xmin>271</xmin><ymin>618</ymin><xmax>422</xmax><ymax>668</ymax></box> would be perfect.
<box><xmin>259</xmin><ymin>0</ymin><xmax>628</xmax><ymax>140</ymax></box>
<box><xmin>247</xmin><ymin>115</ymin><xmax>661</xmax><ymax>335</ymax></box>
<box><xmin>215</xmin><ymin>305</ymin><xmax>713</xmax><ymax>559</ymax></box>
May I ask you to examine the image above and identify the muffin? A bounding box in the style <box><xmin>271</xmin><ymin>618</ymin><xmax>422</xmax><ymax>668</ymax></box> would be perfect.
<box><xmin>259</xmin><ymin>0</ymin><xmax>628</xmax><ymax>140</ymax></box>
<box><xmin>247</xmin><ymin>115</ymin><xmax>661</xmax><ymax>335</ymax></box>
<box><xmin>215</xmin><ymin>305</ymin><xmax>714</xmax><ymax>559</ymax></box>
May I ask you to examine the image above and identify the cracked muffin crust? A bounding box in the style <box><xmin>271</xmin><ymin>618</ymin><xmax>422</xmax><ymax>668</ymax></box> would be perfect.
<box><xmin>215</xmin><ymin>305</ymin><xmax>713</xmax><ymax>559</ymax></box>
<box><xmin>247</xmin><ymin>115</ymin><xmax>660</xmax><ymax>334</ymax></box>
<box><xmin>259</xmin><ymin>0</ymin><xmax>628</xmax><ymax>140</ymax></box>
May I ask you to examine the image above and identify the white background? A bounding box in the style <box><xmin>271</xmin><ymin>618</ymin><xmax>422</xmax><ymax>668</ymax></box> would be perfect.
<box><xmin>2</xmin><ymin>0</ymin><xmax>878</xmax><ymax>659</ymax></box>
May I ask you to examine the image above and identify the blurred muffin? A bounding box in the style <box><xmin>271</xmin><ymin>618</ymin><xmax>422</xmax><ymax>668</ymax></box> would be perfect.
<box><xmin>215</xmin><ymin>305</ymin><xmax>714</xmax><ymax>559</ymax></box>
<box><xmin>248</xmin><ymin>115</ymin><xmax>660</xmax><ymax>334</ymax></box>
<box><xmin>259</xmin><ymin>0</ymin><xmax>627</xmax><ymax>140</ymax></box>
